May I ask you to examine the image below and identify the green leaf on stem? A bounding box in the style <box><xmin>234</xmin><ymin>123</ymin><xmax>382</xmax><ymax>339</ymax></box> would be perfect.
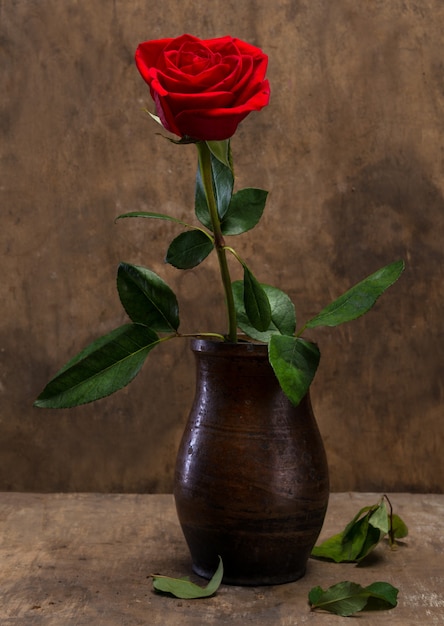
<box><xmin>243</xmin><ymin>267</ymin><xmax>272</xmax><ymax>332</ymax></box>
<box><xmin>369</xmin><ymin>501</ymin><xmax>390</xmax><ymax>534</ymax></box>
<box><xmin>305</xmin><ymin>259</ymin><xmax>405</xmax><ymax>329</ymax></box>
<box><xmin>166</xmin><ymin>230</ymin><xmax>214</xmax><ymax>269</ymax></box>
<box><xmin>152</xmin><ymin>556</ymin><xmax>223</xmax><ymax>599</ymax></box>
<box><xmin>268</xmin><ymin>335</ymin><xmax>320</xmax><ymax>406</ymax></box>
<box><xmin>117</xmin><ymin>263</ymin><xmax>179</xmax><ymax>332</ymax></box>
<box><xmin>195</xmin><ymin>167</ymin><xmax>212</xmax><ymax>229</ymax></box>
<box><xmin>311</xmin><ymin>497</ymin><xmax>408</xmax><ymax>562</ymax></box>
<box><xmin>309</xmin><ymin>581</ymin><xmax>398</xmax><ymax>616</ymax></box>
<box><xmin>206</xmin><ymin>140</ymin><xmax>232</xmax><ymax>169</ymax></box>
<box><xmin>232</xmin><ymin>281</ymin><xmax>296</xmax><ymax>341</ymax></box>
<box><xmin>391</xmin><ymin>514</ymin><xmax>409</xmax><ymax>540</ymax></box>
<box><xmin>309</xmin><ymin>531</ymin><xmax>351</xmax><ymax>563</ymax></box>
<box><xmin>311</xmin><ymin>503</ymin><xmax>382</xmax><ymax>563</ymax></box>
<box><xmin>342</xmin><ymin>504</ymin><xmax>378</xmax><ymax>536</ymax></box>
<box><xmin>211</xmin><ymin>152</ymin><xmax>234</xmax><ymax>220</ymax></box>
<box><xmin>195</xmin><ymin>149</ymin><xmax>235</xmax><ymax>228</ymax></box>
<box><xmin>34</xmin><ymin>324</ymin><xmax>159</xmax><ymax>408</ymax></box>
<box><xmin>116</xmin><ymin>211</ymin><xmax>190</xmax><ymax>227</ymax></box>
<box><xmin>221</xmin><ymin>188</ymin><xmax>268</xmax><ymax>235</ymax></box>
<box><xmin>346</xmin><ymin>515</ymin><xmax>382</xmax><ymax>562</ymax></box>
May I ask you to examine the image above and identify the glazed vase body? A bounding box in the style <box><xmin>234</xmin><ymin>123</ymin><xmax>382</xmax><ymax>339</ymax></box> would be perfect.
<box><xmin>174</xmin><ymin>339</ymin><xmax>329</xmax><ymax>586</ymax></box>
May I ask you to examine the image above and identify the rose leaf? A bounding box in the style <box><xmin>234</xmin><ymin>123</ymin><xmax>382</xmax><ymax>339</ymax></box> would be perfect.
<box><xmin>117</xmin><ymin>262</ymin><xmax>179</xmax><ymax>331</ymax></box>
<box><xmin>368</xmin><ymin>500</ymin><xmax>390</xmax><ymax>534</ymax></box>
<box><xmin>152</xmin><ymin>556</ymin><xmax>223</xmax><ymax>599</ymax></box>
<box><xmin>391</xmin><ymin>513</ymin><xmax>409</xmax><ymax>540</ymax></box>
<box><xmin>312</xmin><ymin>502</ymin><xmax>381</xmax><ymax>562</ymax></box>
<box><xmin>311</xmin><ymin>514</ymin><xmax>381</xmax><ymax>563</ymax></box>
<box><xmin>166</xmin><ymin>230</ymin><xmax>214</xmax><ymax>269</ymax></box>
<box><xmin>34</xmin><ymin>324</ymin><xmax>159</xmax><ymax>408</ymax></box>
<box><xmin>116</xmin><ymin>211</ymin><xmax>191</xmax><ymax>227</ymax></box>
<box><xmin>364</xmin><ymin>581</ymin><xmax>399</xmax><ymax>610</ymax></box>
<box><xmin>242</xmin><ymin>266</ymin><xmax>272</xmax><ymax>332</ymax></box>
<box><xmin>309</xmin><ymin>581</ymin><xmax>369</xmax><ymax>616</ymax></box>
<box><xmin>195</xmin><ymin>166</ymin><xmax>212</xmax><ymax>229</ymax></box>
<box><xmin>305</xmin><ymin>260</ymin><xmax>404</xmax><ymax>329</ymax></box>
<box><xmin>206</xmin><ymin>139</ymin><xmax>232</xmax><ymax>169</ymax></box>
<box><xmin>311</xmin><ymin>498</ymin><xmax>408</xmax><ymax>562</ymax></box>
<box><xmin>232</xmin><ymin>281</ymin><xmax>296</xmax><ymax>342</ymax></box>
<box><xmin>309</xmin><ymin>581</ymin><xmax>398</xmax><ymax>616</ymax></box>
<box><xmin>221</xmin><ymin>188</ymin><xmax>268</xmax><ymax>235</ymax></box>
<box><xmin>268</xmin><ymin>335</ymin><xmax>320</xmax><ymax>406</ymax></box>
<box><xmin>210</xmin><ymin>152</ymin><xmax>234</xmax><ymax>220</ymax></box>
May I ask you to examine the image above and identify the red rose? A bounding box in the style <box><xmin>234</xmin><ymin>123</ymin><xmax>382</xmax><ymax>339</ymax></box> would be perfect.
<box><xmin>135</xmin><ymin>34</ymin><xmax>270</xmax><ymax>141</ymax></box>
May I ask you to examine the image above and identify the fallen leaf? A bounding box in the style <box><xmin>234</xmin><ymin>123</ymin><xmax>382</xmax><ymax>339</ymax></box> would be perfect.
<box><xmin>151</xmin><ymin>556</ymin><xmax>223</xmax><ymax>599</ymax></box>
<box><xmin>309</xmin><ymin>580</ymin><xmax>399</xmax><ymax>616</ymax></box>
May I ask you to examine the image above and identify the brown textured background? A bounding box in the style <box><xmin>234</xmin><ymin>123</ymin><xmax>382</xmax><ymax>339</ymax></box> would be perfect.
<box><xmin>1</xmin><ymin>0</ymin><xmax>443</xmax><ymax>493</ymax></box>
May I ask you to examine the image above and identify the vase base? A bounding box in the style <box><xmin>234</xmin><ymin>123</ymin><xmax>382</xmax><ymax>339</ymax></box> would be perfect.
<box><xmin>192</xmin><ymin>562</ymin><xmax>307</xmax><ymax>587</ymax></box>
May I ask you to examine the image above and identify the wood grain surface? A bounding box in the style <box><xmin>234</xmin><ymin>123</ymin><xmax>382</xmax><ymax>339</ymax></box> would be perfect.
<box><xmin>0</xmin><ymin>492</ymin><xmax>442</xmax><ymax>625</ymax></box>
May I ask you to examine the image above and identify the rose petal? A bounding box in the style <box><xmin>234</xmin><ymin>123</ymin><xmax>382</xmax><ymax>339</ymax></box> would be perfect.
<box><xmin>135</xmin><ymin>34</ymin><xmax>270</xmax><ymax>140</ymax></box>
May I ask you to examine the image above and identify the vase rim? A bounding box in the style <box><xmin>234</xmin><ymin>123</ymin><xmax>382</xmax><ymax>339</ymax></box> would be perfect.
<box><xmin>190</xmin><ymin>337</ymin><xmax>268</xmax><ymax>357</ymax></box>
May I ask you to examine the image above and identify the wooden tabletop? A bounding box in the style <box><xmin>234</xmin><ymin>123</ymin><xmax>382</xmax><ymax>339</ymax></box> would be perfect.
<box><xmin>0</xmin><ymin>492</ymin><xmax>442</xmax><ymax>625</ymax></box>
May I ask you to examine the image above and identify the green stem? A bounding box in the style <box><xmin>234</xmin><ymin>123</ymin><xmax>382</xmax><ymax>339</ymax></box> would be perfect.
<box><xmin>197</xmin><ymin>141</ymin><xmax>237</xmax><ymax>342</ymax></box>
<box><xmin>384</xmin><ymin>494</ymin><xmax>395</xmax><ymax>546</ymax></box>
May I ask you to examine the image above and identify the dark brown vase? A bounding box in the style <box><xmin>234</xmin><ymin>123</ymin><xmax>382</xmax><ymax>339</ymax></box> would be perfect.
<box><xmin>174</xmin><ymin>338</ymin><xmax>329</xmax><ymax>586</ymax></box>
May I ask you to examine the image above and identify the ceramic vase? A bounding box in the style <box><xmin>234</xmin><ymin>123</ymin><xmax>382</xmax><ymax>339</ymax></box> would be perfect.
<box><xmin>174</xmin><ymin>338</ymin><xmax>329</xmax><ymax>585</ymax></box>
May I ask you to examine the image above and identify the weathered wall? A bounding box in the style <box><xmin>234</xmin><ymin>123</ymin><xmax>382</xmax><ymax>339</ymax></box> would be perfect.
<box><xmin>1</xmin><ymin>0</ymin><xmax>443</xmax><ymax>493</ymax></box>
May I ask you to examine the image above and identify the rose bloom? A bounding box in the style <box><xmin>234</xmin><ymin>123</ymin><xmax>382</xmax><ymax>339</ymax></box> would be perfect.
<box><xmin>135</xmin><ymin>34</ymin><xmax>270</xmax><ymax>141</ymax></box>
